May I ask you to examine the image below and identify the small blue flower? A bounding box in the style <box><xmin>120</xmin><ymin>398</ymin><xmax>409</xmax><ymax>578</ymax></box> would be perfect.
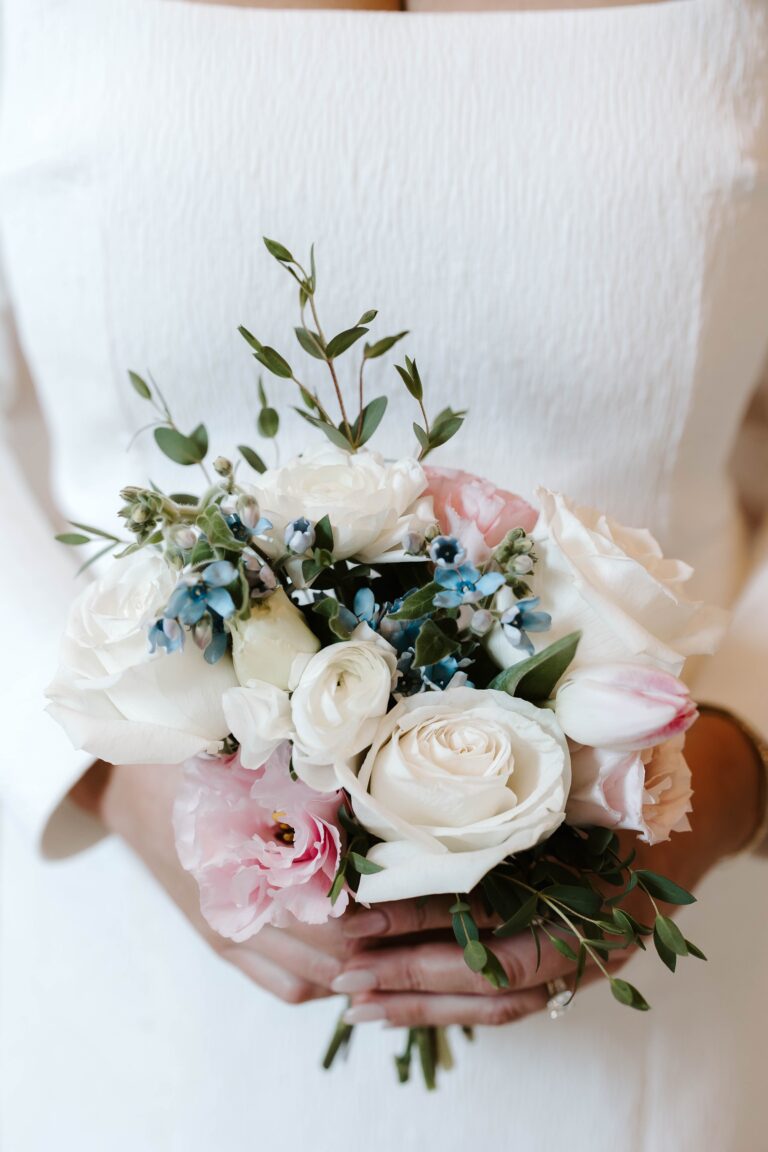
<box><xmin>433</xmin><ymin>564</ymin><xmax>505</xmax><ymax>609</ymax></box>
<box><xmin>224</xmin><ymin>510</ymin><xmax>272</xmax><ymax>544</ymax></box>
<box><xmin>335</xmin><ymin>586</ymin><xmax>381</xmax><ymax>634</ymax></box>
<box><xmin>429</xmin><ymin>535</ymin><xmax>467</xmax><ymax>569</ymax></box>
<box><xmin>284</xmin><ymin>517</ymin><xmax>315</xmax><ymax>554</ymax></box>
<box><xmin>500</xmin><ymin>596</ymin><xmax>552</xmax><ymax>655</ymax></box>
<box><xmin>148</xmin><ymin>616</ymin><xmax>184</xmax><ymax>654</ymax></box>
<box><xmin>165</xmin><ymin>561</ymin><xmax>238</xmax><ymax>626</ymax></box>
<box><xmin>421</xmin><ymin>655</ymin><xmax>474</xmax><ymax>691</ymax></box>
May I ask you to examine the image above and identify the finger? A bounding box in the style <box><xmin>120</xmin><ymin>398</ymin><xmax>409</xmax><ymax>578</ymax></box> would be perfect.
<box><xmin>344</xmin><ymin>987</ymin><xmax>548</xmax><ymax>1028</ymax></box>
<box><xmin>243</xmin><ymin>925</ymin><xmax>344</xmax><ymax>990</ymax></box>
<box><xmin>342</xmin><ymin>896</ymin><xmax>498</xmax><ymax>941</ymax></box>
<box><xmin>219</xmin><ymin>944</ymin><xmax>330</xmax><ymax>1005</ymax></box>
<box><xmin>333</xmin><ymin>930</ymin><xmax>627</xmax><ymax>996</ymax></box>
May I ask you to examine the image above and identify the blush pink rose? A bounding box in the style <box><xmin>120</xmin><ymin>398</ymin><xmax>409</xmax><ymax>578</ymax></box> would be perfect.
<box><xmin>424</xmin><ymin>466</ymin><xmax>538</xmax><ymax>565</ymax></box>
<box><xmin>565</xmin><ymin>735</ymin><xmax>692</xmax><ymax>846</ymax></box>
<box><xmin>173</xmin><ymin>742</ymin><xmax>348</xmax><ymax>941</ymax></box>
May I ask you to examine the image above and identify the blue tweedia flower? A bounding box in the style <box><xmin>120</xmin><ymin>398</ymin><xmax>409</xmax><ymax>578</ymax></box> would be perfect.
<box><xmin>428</xmin><ymin>534</ymin><xmax>467</xmax><ymax>569</ymax></box>
<box><xmin>379</xmin><ymin>604</ymin><xmax>427</xmax><ymax>655</ymax></box>
<box><xmin>284</xmin><ymin>517</ymin><xmax>316</xmax><ymax>554</ymax></box>
<box><xmin>224</xmin><ymin>511</ymin><xmax>272</xmax><ymax>544</ymax></box>
<box><xmin>165</xmin><ymin>561</ymin><xmax>238</xmax><ymax>626</ymax></box>
<box><xmin>148</xmin><ymin>616</ymin><xmax>184</xmax><ymax>655</ymax></box>
<box><xmin>420</xmin><ymin>655</ymin><xmax>474</xmax><ymax>691</ymax></box>
<box><xmin>500</xmin><ymin>596</ymin><xmax>552</xmax><ymax>655</ymax></box>
<box><xmin>202</xmin><ymin>621</ymin><xmax>229</xmax><ymax>665</ymax></box>
<box><xmin>433</xmin><ymin>564</ymin><xmax>505</xmax><ymax>609</ymax></box>
<box><xmin>335</xmin><ymin>586</ymin><xmax>381</xmax><ymax>634</ymax></box>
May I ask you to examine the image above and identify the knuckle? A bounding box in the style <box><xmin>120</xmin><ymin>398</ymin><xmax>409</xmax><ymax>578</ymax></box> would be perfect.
<box><xmin>280</xmin><ymin>979</ymin><xmax>317</xmax><ymax>1006</ymax></box>
<box><xmin>399</xmin><ymin>955</ymin><xmax>428</xmax><ymax>992</ymax></box>
<box><xmin>497</xmin><ymin>943</ymin><xmax>528</xmax><ymax>989</ymax></box>
<box><xmin>487</xmin><ymin>998</ymin><xmax>523</xmax><ymax>1027</ymax></box>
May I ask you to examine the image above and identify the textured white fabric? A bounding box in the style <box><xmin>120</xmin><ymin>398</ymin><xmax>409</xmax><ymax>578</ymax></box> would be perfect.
<box><xmin>0</xmin><ymin>0</ymin><xmax>767</xmax><ymax>1148</ymax></box>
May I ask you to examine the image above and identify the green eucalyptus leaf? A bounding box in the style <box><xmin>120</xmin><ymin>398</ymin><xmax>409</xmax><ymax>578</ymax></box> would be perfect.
<box><xmin>263</xmin><ymin>236</ymin><xmax>295</xmax><ymax>263</ymax></box>
<box><xmin>635</xmin><ymin>871</ymin><xmax>696</xmax><ymax>906</ymax></box>
<box><xmin>326</xmin><ymin>326</ymin><xmax>369</xmax><ymax>360</ymax></box>
<box><xmin>253</xmin><ymin>346</ymin><xmax>293</xmax><ymax>379</ymax></box>
<box><xmin>294</xmin><ymin>327</ymin><xmax>327</xmax><ymax>360</ymax></box>
<box><xmin>549</xmin><ymin>937</ymin><xmax>578</xmax><ymax>963</ymax></box>
<box><xmin>358</xmin><ymin>309</ymin><xmax>378</xmax><ymax>325</ymax></box>
<box><xmin>299</xmin><ymin>386</ymin><xmax>318</xmax><ymax>411</ymax></box>
<box><xmin>653</xmin><ymin>927</ymin><xmax>678</xmax><ymax>973</ymax></box>
<box><xmin>364</xmin><ymin>332</ymin><xmax>409</xmax><ymax>360</ymax></box>
<box><xmin>128</xmin><ymin>370</ymin><xmax>152</xmax><ymax>400</ymax></box>
<box><xmin>610</xmin><ymin>979</ymin><xmax>650</xmax><ymax>1011</ymax></box>
<box><xmin>488</xmin><ymin>631</ymin><xmax>581</xmax><ymax>702</ymax></box>
<box><xmin>294</xmin><ymin>408</ymin><xmax>353</xmax><ymax>451</ymax></box>
<box><xmin>238</xmin><ymin>444</ymin><xmax>267</xmax><ymax>473</ymax></box>
<box><xmin>56</xmin><ymin>532</ymin><xmax>90</xmax><ymax>546</ymax></box>
<box><xmin>463</xmin><ymin>940</ymin><xmax>488</xmax><ymax>973</ymax></box>
<box><xmin>154</xmin><ymin>426</ymin><xmax>207</xmax><ymax>465</ymax></box>
<box><xmin>543</xmin><ymin>884</ymin><xmax>602</xmax><ymax>919</ymax></box>
<box><xmin>494</xmin><ymin>894</ymin><xmax>539</xmax><ymax>938</ymax></box>
<box><xmin>685</xmin><ymin>939</ymin><xmax>707</xmax><ymax>961</ymax></box>
<box><xmin>481</xmin><ymin>949</ymin><xmax>510</xmax><ymax>990</ymax></box>
<box><xmin>655</xmin><ymin>915</ymin><xmax>689</xmax><ymax>957</ymax></box>
<box><xmin>327</xmin><ymin>867</ymin><xmax>347</xmax><ymax>906</ymax></box>
<box><xmin>355</xmin><ymin>395</ymin><xmax>388</xmax><ymax>446</ymax></box>
<box><xmin>238</xmin><ymin>325</ymin><xmax>262</xmax><ymax>352</ymax></box>
<box><xmin>349</xmin><ymin>852</ymin><xmax>384</xmax><ymax>875</ymax></box>
<box><xmin>190</xmin><ymin>424</ymin><xmax>208</xmax><ymax>458</ymax></box>
<box><xmin>258</xmin><ymin>407</ymin><xmax>280</xmax><ymax>438</ymax></box>
<box><xmin>413</xmin><ymin>423</ymin><xmax>430</xmax><ymax>451</ymax></box>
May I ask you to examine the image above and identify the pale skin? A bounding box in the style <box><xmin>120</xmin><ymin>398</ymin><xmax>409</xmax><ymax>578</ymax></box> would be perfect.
<box><xmin>71</xmin><ymin>0</ymin><xmax>762</xmax><ymax>1031</ymax></box>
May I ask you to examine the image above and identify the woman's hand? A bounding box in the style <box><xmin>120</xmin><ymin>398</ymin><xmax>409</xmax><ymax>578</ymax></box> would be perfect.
<box><xmin>94</xmin><ymin>762</ymin><xmax>361</xmax><ymax>1005</ymax></box>
<box><xmin>333</xmin><ymin>710</ymin><xmax>765</xmax><ymax>1028</ymax></box>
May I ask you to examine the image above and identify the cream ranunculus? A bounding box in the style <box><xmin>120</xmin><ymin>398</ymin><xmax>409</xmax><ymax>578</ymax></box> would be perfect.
<box><xmin>336</xmin><ymin>687</ymin><xmax>570</xmax><ymax>903</ymax></box>
<box><xmin>290</xmin><ymin>626</ymin><xmax>399</xmax><ymax>791</ymax></box>
<box><xmin>230</xmin><ymin>588</ymin><xmax>320</xmax><ymax>690</ymax></box>
<box><xmin>487</xmin><ymin>489</ymin><xmax>728</xmax><ymax>677</ymax></box>
<box><xmin>249</xmin><ymin>444</ymin><xmax>435</xmax><ymax>563</ymax></box>
<box><xmin>46</xmin><ymin>552</ymin><xmax>236</xmax><ymax>764</ymax></box>
<box><xmin>222</xmin><ymin>680</ymin><xmax>295</xmax><ymax>769</ymax></box>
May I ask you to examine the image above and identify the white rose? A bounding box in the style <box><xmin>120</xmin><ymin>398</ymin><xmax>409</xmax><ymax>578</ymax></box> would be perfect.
<box><xmin>290</xmin><ymin>626</ymin><xmax>399</xmax><ymax>791</ymax></box>
<box><xmin>46</xmin><ymin>552</ymin><xmax>236</xmax><ymax>764</ymax></box>
<box><xmin>223</xmin><ymin>680</ymin><xmax>294</xmax><ymax>769</ymax></box>
<box><xmin>487</xmin><ymin>489</ymin><xmax>727</xmax><ymax>677</ymax></box>
<box><xmin>230</xmin><ymin>588</ymin><xmax>320</xmax><ymax>689</ymax></box>
<box><xmin>250</xmin><ymin>444</ymin><xmax>435</xmax><ymax>563</ymax></box>
<box><xmin>336</xmin><ymin>687</ymin><xmax>570</xmax><ymax>903</ymax></box>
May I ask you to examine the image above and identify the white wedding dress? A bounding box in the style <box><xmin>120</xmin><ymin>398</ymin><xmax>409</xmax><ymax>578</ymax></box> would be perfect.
<box><xmin>1</xmin><ymin>0</ymin><xmax>767</xmax><ymax>1148</ymax></box>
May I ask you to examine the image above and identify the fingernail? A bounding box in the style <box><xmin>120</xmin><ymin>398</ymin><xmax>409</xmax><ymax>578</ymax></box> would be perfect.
<box><xmin>331</xmin><ymin>970</ymin><xmax>378</xmax><ymax>994</ymax></box>
<box><xmin>342</xmin><ymin>911</ymin><xmax>389</xmax><ymax>938</ymax></box>
<box><xmin>343</xmin><ymin>1003</ymin><xmax>386</xmax><ymax>1025</ymax></box>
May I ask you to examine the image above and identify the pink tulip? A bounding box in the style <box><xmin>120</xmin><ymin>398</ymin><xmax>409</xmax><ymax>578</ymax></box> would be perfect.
<box><xmin>173</xmin><ymin>742</ymin><xmax>348</xmax><ymax>942</ymax></box>
<box><xmin>555</xmin><ymin>663</ymin><xmax>698</xmax><ymax>752</ymax></box>
<box><xmin>424</xmin><ymin>466</ymin><xmax>538</xmax><ymax>566</ymax></box>
<box><xmin>565</xmin><ymin>736</ymin><xmax>693</xmax><ymax>846</ymax></box>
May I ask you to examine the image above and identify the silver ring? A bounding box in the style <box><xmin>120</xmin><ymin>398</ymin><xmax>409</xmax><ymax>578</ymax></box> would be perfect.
<box><xmin>545</xmin><ymin>977</ymin><xmax>572</xmax><ymax>1020</ymax></box>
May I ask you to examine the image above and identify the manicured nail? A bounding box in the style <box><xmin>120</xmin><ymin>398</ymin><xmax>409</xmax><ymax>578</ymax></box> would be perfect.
<box><xmin>342</xmin><ymin>911</ymin><xmax>389</xmax><ymax>938</ymax></box>
<box><xmin>332</xmin><ymin>969</ymin><xmax>378</xmax><ymax>994</ymax></box>
<box><xmin>343</xmin><ymin>1003</ymin><xmax>386</xmax><ymax>1025</ymax></box>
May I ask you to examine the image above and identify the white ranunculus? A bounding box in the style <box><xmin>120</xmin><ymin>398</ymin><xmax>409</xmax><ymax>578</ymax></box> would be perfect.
<box><xmin>249</xmin><ymin>444</ymin><xmax>435</xmax><ymax>563</ymax></box>
<box><xmin>46</xmin><ymin>552</ymin><xmax>236</xmax><ymax>764</ymax></box>
<box><xmin>487</xmin><ymin>489</ymin><xmax>728</xmax><ymax>677</ymax></box>
<box><xmin>336</xmin><ymin>687</ymin><xmax>570</xmax><ymax>903</ymax></box>
<box><xmin>230</xmin><ymin>588</ymin><xmax>320</xmax><ymax>690</ymax></box>
<box><xmin>290</xmin><ymin>626</ymin><xmax>399</xmax><ymax>791</ymax></box>
<box><xmin>222</xmin><ymin>680</ymin><xmax>294</xmax><ymax>769</ymax></box>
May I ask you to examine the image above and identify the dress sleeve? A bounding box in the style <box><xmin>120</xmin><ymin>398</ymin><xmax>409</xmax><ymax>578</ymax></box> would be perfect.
<box><xmin>0</xmin><ymin>267</ymin><xmax>105</xmax><ymax>857</ymax></box>
<box><xmin>693</xmin><ymin>366</ymin><xmax>768</xmax><ymax>742</ymax></box>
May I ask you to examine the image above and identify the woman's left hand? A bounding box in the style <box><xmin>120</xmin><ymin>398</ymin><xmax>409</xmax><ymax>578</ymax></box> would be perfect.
<box><xmin>332</xmin><ymin>709</ymin><xmax>763</xmax><ymax>1028</ymax></box>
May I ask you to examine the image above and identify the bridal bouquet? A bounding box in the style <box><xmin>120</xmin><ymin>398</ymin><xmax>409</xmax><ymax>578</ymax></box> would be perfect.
<box><xmin>48</xmin><ymin>240</ymin><xmax>725</xmax><ymax>1088</ymax></box>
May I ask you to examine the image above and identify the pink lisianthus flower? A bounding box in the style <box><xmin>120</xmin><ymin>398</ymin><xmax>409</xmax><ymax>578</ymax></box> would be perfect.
<box><xmin>424</xmin><ymin>466</ymin><xmax>538</xmax><ymax>566</ymax></box>
<box><xmin>565</xmin><ymin>735</ymin><xmax>693</xmax><ymax>846</ymax></box>
<box><xmin>173</xmin><ymin>742</ymin><xmax>348</xmax><ymax>941</ymax></box>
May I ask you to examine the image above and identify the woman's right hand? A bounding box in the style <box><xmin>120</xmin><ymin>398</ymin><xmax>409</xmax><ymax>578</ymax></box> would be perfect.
<box><xmin>94</xmin><ymin>762</ymin><xmax>361</xmax><ymax>1005</ymax></box>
